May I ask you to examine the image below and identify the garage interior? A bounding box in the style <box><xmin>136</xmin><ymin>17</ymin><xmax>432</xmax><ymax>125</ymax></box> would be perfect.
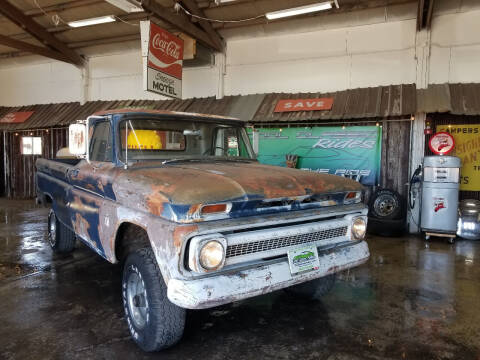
<box><xmin>1</xmin><ymin>0</ymin><xmax>480</xmax><ymax>359</ymax></box>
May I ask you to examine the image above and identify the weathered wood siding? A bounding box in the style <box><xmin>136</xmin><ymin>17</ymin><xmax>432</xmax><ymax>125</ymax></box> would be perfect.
<box><xmin>0</xmin><ymin>131</ymin><xmax>4</xmax><ymax>197</ymax></box>
<box><xmin>4</xmin><ymin>128</ymin><xmax>67</xmax><ymax>199</ymax></box>
<box><xmin>379</xmin><ymin>121</ymin><xmax>411</xmax><ymax>197</ymax></box>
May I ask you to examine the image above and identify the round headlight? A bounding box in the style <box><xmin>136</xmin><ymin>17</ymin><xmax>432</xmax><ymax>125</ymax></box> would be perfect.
<box><xmin>351</xmin><ymin>217</ymin><xmax>367</xmax><ymax>240</ymax></box>
<box><xmin>199</xmin><ymin>240</ymin><xmax>225</xmax><ymax>270</ymax></box>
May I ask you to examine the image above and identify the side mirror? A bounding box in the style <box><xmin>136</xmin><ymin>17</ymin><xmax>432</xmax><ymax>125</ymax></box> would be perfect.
<box><xmin>69</xmin><ymin>123</ymin><xmax>87</xmax><ymax>156</ymax></box>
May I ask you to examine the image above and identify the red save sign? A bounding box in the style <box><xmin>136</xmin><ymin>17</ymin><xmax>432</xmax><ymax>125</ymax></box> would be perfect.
<box><xmin>274</xmin><ymin>98</ymin><xmax>334</xmax><ymax>113</ymax></box>
<box><xmin>0</xmin><ymin>111</ymin><xmax>34</xmax><ymax>123</ymax></box>
<box><xmin>148</xmin><ymin>22</ymin><xmax>184</xmax><ymax>80</ymax></box>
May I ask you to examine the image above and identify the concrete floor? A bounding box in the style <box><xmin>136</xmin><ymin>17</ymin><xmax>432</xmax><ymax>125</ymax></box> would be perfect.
<box><xmin>0</xmin><ymin>199</ymin><xmax>479</xmax><ymax>360</ymax></box>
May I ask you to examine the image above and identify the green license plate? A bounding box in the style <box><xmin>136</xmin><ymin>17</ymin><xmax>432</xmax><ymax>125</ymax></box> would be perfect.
<box><xmin>287</xmin><ymin>244</ymin><xmax>320</xmax><ymax>275</ymax></box>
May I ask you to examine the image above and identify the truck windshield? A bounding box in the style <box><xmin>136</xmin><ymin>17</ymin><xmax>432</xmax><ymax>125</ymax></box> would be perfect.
<box><xmin>118</xmin><ymin>118</ymin><xmax>255</xmax><ymax>162</ymax></box>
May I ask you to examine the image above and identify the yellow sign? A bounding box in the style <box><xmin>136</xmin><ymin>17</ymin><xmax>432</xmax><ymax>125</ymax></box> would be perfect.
<box><xmin>127</xmin><ymin>130</ymin><xmax>163</xmax><ymax>150</ymax></box>
<box><xmin>436</xmin><ymin>125</ymin><xmax>480</xmax><ymax>191</ymax></box>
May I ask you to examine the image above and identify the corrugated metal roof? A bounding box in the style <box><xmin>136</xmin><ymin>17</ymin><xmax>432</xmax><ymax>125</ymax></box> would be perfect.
<box><xmin>252</xmin><ymin>84</ymin><xmax>417</xmax><ymax>123</ymax></box>
<box><xmin>227</xmin><ymin>94</ymin><xmax>266</xmax><ymax>121</ymax></box>
<box><xmin>6</xmin><ymin>82</ymin><xmax>480</xmax><ymax>131</ymax></box>
<box><xmin>0</xmin><ymin>97</ymin><xmax>245</xmax><ymax>131</ymax></box>
<box><xmin>417</xmin><ymin>83</ymin><xmax>480</xmax><ymax>115</ymax></box>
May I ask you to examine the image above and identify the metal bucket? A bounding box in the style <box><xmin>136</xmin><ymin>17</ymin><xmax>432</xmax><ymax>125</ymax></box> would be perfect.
<box><xmin>457</xmin><ymin>199</ymin><xmax>480</xmax><ymax>240</ymax></box>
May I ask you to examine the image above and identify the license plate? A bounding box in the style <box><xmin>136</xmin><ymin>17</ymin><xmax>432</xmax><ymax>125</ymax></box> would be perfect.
<box><xmin>287</xmin><ymin>244</ymin><xmax>320</xmax><ymax>275</ymax></box>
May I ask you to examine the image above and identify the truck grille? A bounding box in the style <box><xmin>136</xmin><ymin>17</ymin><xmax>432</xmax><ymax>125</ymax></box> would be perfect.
<box><xmin>226</xmin><ymin>226</ymin><xmax>348</xmax><ymax>258</ymax></box>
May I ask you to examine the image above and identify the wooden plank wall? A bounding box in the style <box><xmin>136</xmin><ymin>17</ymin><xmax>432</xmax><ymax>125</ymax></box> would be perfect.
<box><xmin>380</xmin><ymin>120</ymin><xmax>411</xmax><ymax>197</ymax></box>
<box><xmin>4</xmin><ymin>128</ymin><xmax>67</xmax><ymax>199</ymax></box>
<box><xmin>0</xmin><ymin>131</ymin><xmax>4</xmax><ymax>197</ymax></box>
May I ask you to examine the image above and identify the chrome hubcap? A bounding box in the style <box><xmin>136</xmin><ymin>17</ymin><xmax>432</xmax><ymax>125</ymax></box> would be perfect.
<box><xmin>126</xmin><ymin>271</ymin><xmax>148</xmax><ymax>329</ymax></box>
<box><xmin>374</xmin><ymin>196</ymin><xmax>397</xmax><ymax>216</ymax></box>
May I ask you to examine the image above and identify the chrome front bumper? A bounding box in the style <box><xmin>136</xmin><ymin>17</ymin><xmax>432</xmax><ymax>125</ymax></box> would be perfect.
<box><xmin>167</xmin><ymin>240</ymin><xmax>369</xmax><ymax>309</ymax></box>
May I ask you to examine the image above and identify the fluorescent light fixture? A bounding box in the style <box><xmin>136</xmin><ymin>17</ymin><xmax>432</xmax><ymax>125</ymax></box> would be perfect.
<box><xmin>68</xmin><ymin>15</ymin><xmax>116</xmax><ymax>28</ymax></box>
<box><xmin>265</xmin><ymin>1</ymin><xmax>337</xmax><ymax>20</ymax></box>
<box><xmin>105</xmin><ymin>0</ymin><xmax>143</xmax><ymax>13</ymax></box>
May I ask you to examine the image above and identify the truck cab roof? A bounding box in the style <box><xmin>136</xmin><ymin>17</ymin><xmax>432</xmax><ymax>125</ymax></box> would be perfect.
<box><xmin>92</xmin><ymin>109</ymin><xmax>245</xmax><ymax>125</ymax></box>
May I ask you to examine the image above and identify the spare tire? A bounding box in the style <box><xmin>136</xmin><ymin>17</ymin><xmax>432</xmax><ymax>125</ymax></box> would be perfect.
<box><xmin>369</xmin><ymin>189</ymin><xmax>406</xmax><ymax>220</ymax></box>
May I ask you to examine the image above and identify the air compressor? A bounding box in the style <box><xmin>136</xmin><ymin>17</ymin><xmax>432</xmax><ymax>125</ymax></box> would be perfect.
<box><xmin>409</xmin><ymin>156</ymin><xmax>461</xmax><ymax>243</ymax></box>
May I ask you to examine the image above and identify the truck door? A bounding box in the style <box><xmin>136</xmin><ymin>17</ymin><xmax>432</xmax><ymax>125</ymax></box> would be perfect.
<box><xmin>67</xmin><ymin>119</ymin><xmax>114</xmax><ymax>258</ymax></box>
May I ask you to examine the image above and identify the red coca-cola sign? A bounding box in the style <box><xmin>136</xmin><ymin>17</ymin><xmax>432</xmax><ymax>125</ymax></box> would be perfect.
<box><xmin>148</xmin><ymin>22</ymin><xmax>183</xmax><ymax>80</ymax></box>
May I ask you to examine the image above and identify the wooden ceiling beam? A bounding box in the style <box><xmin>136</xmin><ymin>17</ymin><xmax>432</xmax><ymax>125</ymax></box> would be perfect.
<box><xmin>0</xmin><ymin>34</ymin><xmax>72</xmax><ymax>63</ymax></box>
<box><xmin>141</xmin><ymin>0</ymin><xmax>222</xmax><ymax>52</ymax></box>
<box><xmin>0</xmin><ymin>0</ymin><xmax>85</xmax><ymax>66</ymax></box>
<box><xmin>178</xmin><ymin>0</ymin><xmax>224</xmax><ymax>51</ymax></box>
<box><xmin>417</xmin><ymin>0</ymin><xmax>434</xmax><ymax>30</ymax></box>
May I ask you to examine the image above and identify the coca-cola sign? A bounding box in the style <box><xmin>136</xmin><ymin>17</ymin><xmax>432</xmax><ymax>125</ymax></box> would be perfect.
<box><xmin>151</xmin><ymin>34</ymin><xmax>181</xmax><ymax>60</ymax></box>
<box><xmin>148</xmin><ymin>22</ymin><xmax>183</xmax><ymax>80</ymax></box>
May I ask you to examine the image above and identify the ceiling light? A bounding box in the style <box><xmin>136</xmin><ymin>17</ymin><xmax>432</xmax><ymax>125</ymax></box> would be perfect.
<box><xmin>68</xmin><ymin>15</ymin><xmax>116</xmax><ymax>28</ymax></box>
<box><xmin>105</xmin><ymin>0</ymin><xmax>143</xmax><ymax>13</ymax></box>
<box><xmin>265</xmin><ymin>1</ymin><xmax>338</xmax><ymax>20</ymax></box>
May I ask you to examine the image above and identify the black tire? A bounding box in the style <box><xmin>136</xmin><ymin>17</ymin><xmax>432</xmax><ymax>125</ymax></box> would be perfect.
<box><xmin>122</xmin><ymin>247</ymin><xmax>186</xmax><ymax>352</ymax></box>
<box><xmin>284</xmin><ymin>274</ymin><xmax>335</xmax><ymax>299</ymax></box>
<box><xmin>367</xmin><ymin>217</ymin><xmax>405</xmax><ymax>237</ymax></box>
<box><xmin>48</xmin><ymin>209</ymin><xmax>76</xmax><ymax>253</ymax></box>
<box><xmin>369</xmin><ymin>189</ymin><xmax>406</xmax><ymax>220</ymax></box>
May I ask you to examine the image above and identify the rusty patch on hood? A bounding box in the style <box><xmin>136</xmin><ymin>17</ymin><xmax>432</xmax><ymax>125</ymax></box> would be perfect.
<box><xmin>124</xmin><ymin>162</ymin><xmax>362</xmax><ymax>205</ymax></box>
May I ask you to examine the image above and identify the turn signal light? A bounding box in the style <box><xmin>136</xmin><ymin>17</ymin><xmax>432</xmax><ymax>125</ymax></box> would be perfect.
<box><xmin>201</xmin><ymin>203</ymin><xmax>228</xmax><ymax>214</ymax></box>
<box><xmin>344</xmin><ymin>191</ymin><xmax>362</xmax><ymax>204</ymax></box>
<box><xmin>345</xmin><ymin>192</ymin><xmax>357</xmax><ymax>199</ymax></box>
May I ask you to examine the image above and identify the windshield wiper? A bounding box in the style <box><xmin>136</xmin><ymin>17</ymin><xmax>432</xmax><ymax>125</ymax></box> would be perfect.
<box><xmin>162</xmin><ymin>157</ymin><xmax>254</xmax><ymax>165</ymax></box>
<box><xmin>161</xmin><ymin>158</ymin><xmax>205</xmax><ymax>165</ymax></box>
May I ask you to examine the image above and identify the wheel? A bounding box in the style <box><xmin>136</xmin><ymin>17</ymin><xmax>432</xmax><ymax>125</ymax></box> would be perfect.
<box><xmin>447</xmin><ymin>237</ymin><xmax>455</xmax><ymax>244</ymax></box>
<box><xmin>369</xmin><ymin>189</ymin><xmax>406</xmax><ymax>220</ymax></box>
<box><xmin>422</xmin><ymin>232</ymin><xmax>430</xmax><ymax>241</ymax></box>
<box><xmin>122</xmin><ymin>247</ymin><xmax>186</xmax><ymax>352</ymax></box>
<box><xmin>47</xmin><ymin>209</ymin><xmax>76</xmax><ymax>253</ymax></box>
<box><xmin>284</xmin><ymin>274</ymin><xmax>335</xmax><ymax>299</ymax></box>
<box><xmin>367</xmin><ymin>217</ymin><xmax>405</xmax><ymax>237</ymax></box>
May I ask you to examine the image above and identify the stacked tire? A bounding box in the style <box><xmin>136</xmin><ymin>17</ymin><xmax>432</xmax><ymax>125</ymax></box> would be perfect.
<box><xmin>367</xmin><ymin>189</ymin><xmax>406</xmax><ymax>237</ymax></box>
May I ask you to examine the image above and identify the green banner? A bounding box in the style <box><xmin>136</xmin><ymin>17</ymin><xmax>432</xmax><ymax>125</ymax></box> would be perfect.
<box><xmin>251</xmin><ymin>126</ymin><xmax>382</xmax><ymax>185</ymax></box>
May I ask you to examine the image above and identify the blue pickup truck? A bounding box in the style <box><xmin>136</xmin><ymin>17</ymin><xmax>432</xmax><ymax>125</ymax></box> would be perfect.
<box><xmin>36</xmin><ymin>109</ymin><xmax>369</xmax><ymax>352</ymax></box>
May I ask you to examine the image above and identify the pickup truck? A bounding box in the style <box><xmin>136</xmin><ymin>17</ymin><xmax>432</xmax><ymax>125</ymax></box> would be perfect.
<box><xmin>36</xmin><ymin>109</ymin><xmax>370</xmax><ymax>352</ymax></box>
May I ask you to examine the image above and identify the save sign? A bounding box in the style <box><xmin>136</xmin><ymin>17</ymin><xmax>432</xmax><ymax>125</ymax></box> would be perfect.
<box><xmin>141</xmin><ymin>21</ymin><xmax>183</xmax><ymax>99</ymax></box>
<box><xmin>274</xmin><ymin>98</ymin><xmax>334</xmax><ymax>112</ymax></box>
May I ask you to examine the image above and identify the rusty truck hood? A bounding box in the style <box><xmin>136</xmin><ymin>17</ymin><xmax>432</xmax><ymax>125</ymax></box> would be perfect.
<box><xmin>112</xmin><ymin>161</ymin><xmax>363</xmax><ymax>221</ymax></box>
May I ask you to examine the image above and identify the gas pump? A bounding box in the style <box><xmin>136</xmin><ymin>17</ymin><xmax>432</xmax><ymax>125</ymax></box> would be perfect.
<box><xmin>420</xmin><ymin>156</ymin><xmax>461</xmax><ymax>242</ymax></box>
<box><xmin>408</xmin><ymin>132</ymin><xmax>461</xmax><ymax>242</ymax></box>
